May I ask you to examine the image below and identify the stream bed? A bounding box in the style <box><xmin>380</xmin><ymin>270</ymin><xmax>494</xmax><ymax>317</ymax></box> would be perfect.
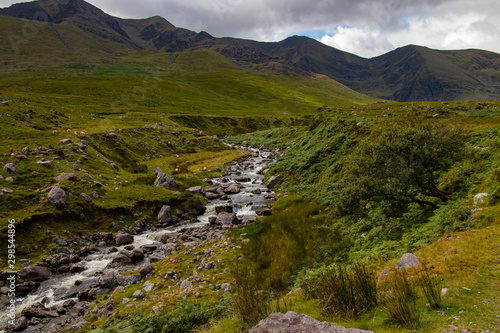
<box><xmin>0</xmin><ymin>145</ymin><xmax>279</xmax><ymax>332</ymax></box>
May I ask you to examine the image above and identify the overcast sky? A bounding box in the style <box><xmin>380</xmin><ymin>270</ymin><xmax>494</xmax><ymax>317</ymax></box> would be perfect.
<box><xmin>1</xmin><ymin>0</ymin><xmax>499</xmax><ymax>58</ymax></box>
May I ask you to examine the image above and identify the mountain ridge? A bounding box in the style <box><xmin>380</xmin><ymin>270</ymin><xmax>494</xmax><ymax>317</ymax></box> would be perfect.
<box><xmin>1</xmin><ymin>0</ymin><xmax>500</xmax><ymax>101</ymax></box>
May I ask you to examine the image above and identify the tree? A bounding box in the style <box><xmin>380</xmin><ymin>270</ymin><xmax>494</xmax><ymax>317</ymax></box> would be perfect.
<box><xmin>336</xmin><ymin>118</ymin><xmax>468</xmax><ymax>215</ymax></box>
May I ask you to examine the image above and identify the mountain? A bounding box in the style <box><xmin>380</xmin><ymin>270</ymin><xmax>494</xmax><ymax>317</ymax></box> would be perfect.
<box><xmin>1</xmin><ymin>0</ymin><xmax>500</xmax><ymax>101</ymax></box>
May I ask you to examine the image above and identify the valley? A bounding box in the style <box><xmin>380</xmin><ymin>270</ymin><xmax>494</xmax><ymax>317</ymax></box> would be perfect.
<box><xmin>0</xmin><ymin>1</ymin><xmax>499</xmax><ymax>332</ymax></box>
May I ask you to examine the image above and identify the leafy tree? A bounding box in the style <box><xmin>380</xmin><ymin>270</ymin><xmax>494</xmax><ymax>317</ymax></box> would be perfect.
<box><xmin>336</xmin><ymin>118</ymin><xmax>468</xmax><ymax>215</ymax></box>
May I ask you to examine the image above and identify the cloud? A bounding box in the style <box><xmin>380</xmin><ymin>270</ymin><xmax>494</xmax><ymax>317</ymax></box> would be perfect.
<box><xmin>0</xmin><ymin>0</ymin><xmax>499</xmax><ymax>57</ymax></box>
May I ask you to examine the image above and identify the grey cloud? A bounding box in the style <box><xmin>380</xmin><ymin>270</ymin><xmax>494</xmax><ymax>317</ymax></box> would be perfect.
<box><xmin>1</xmin><ymin>0</ymin><xmax>499</xmax><ymax>55</ymax></box>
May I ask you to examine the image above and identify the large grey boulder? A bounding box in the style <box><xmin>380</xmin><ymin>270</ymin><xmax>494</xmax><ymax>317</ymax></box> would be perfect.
<box><xmin>157</xmin><ymin>205</ymin><xmax>173</xmax><ymax>224</ymax></box>
<box><xmin>395</xmin><ymin>253</ymin><xmax>420</xmax><ymax>271</ymax></box>
<box><xmin>17</xmin><ymin>266</ymin><xmax>51</xmax><ymax>282</ymax></box>
<box><xmin>48</xmin><ymin>186</ymin><xmax>67</xmax><ymax>208</ymax></box>
<box><xmin>250</xmin><ymin>311</ymin><xmax>374</xmax><ymax>333</ymax></box>
<box><xmin>3</xmin><ymin>163</ymin><xmax>17</xmax><ymax>174</ymax></box>
<box><xmin>154</xmin><ymin>168</ymin><xmax>177</xmax><ymax>189</ymax></box>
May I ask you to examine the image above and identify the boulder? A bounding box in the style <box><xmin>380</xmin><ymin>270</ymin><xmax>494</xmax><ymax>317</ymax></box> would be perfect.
<box><xmin>179</xmin><ymin>279</ymin><xmax>193</xmax><ymax>291</ymax></box>
<box><xmin>157</xmin><ymin>205</ymin><xmax>173</xmax><ymax>224</ymax></box>
<box><xmin>98</xmin><ymin>308</ymin><xmax>112</xmax><ymax>318</ymax></box>
<box><xmin>220</xmin><ymin>283</ymin><xmax>233</xmax><ymax>293</ymax></box>
<box><xmin>377</xmin><ymin>269</ymin><xmax>390</xmax><ymax>285</ymax></box>
<box><xmin>256</xmin><ymin>208</ymin><xmax>272</xmax><ymax>216</ymax></box>
<box><xmin>3</xmin><ymin>163</ymin><xmax>17</xmax><ymax>174</ymax></box>
<box><xmin>143</xmin><ymin>281</ymin><xmax>155</xmax><ymax>292</ymax></box>
<box><xmin>215</xmin><ymin>204</ymin><xmax>233</xmax><ymax>214</ymax></box>
<box><xmin>224</xmin><ymin>184</ymin><xmax>241</xmax><ymax>194</ymax></box>
<box><xmin>107</xmin><ymin>132</ymin><xmax>118</xmax><ymax>139</ymax></box>
<box><xmin>114</xmin><ymin>232</ymin><xmax>134</xmax><ymax>246</ymax></box>
<box><xmin>5</xmin><ymin>316</ymin><xmax>28</xmax><ymax>332</ymax></box>
<box><xmin>132</xmin><ymin>290</ymin><xmax>145</xmax><ymax>298</ymax></box>
<box><xmin>60</xmin><ymin>138</ymin><xmax>72</xmax><ymax>145</ymax></box>
<box><xmin>241</xmin><ymin>215</ymin><xmax>258</xmax><ymax>224</ymax></box>
<box><xmin>205</xmin><ymin>192</ymin><xmax>220</xmax><ymax>200</ymax></box>
<box><xmin>54</xmin><ymin>172</ymin><xmax>78</xmax><ymax>182</ymax></box>
<box><xmin>70</xmin><ymin>263</ymin><xmax>87</xmax><ymax>273</ymax></box>
<box><xmin>80</xmin><ymin>193</ymin><xmax>92</xmax><ymax>202</ymax></box>
<box><xmin>395</xmin><ymin>253</ymin><xmax>420</xmax><ymax>271</ymax></box>
<box><xmin>17</xmin><ymin>266</ymin><xmax>51</xmax><ymax>282</ymax></box>
<box><xmin>16</xmin><ymin>281</ymin><xmax>41</xmax><ymax>296</ymax></box>
<box><xmin>132</xmin><ymin>248</ymin><xmax>145</xmax><ymax>261</ymax></box>
<box><xmin>250</xmin><ymin>311</ymin><xmax>374</xmax><ymax>333</ymax></box>
<box><xmin>37</xmin><ymin>160</ymin><xmax>53</xmax><ymax>168</ymax></box>
<box><xmin>113</xmin><ymin>250</ymin><xmax>133</xmax><ymax>263</ymax></box>
<box><xmin>154</xmin><ymin>168</ymin><xmax>177</xmax><ymax>189</ymax></box>
<box><xmin>215</xmin><ymin>212</ymin><xmax>238</xmax><ymax>225</ymax></box>
<box><xmin>266</xmin><ymin>175</ymin><xmax>281</xmax><ymax>188</ymax></box>
<box><xmin>137</xmin><ymin>263</ymin><xmax>154</xmax><ymax>277</ymax></box>
<box><xmin>235</xmin><ymin>177</ymin><xmax>251</xmax><ymax>182</ymax></box>
<box><xmin>186</xmin><ymin>186</ymin><xmax>206</xmax><ymax>195</ymax></box>
<box><xmin>21</xmin><ymin>302</ymin><xmax>59</xmax><ymax>319</ymax></box>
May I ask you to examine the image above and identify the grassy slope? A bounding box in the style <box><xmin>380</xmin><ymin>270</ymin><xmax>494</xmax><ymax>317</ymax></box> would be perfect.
<box><xmin>212</xmin><ymin>101</ymin><xmax>500</xmax><ymax>332</ymax></box>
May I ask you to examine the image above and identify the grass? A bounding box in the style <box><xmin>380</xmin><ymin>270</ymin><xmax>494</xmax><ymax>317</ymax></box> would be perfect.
<box><xmin>301</xmin><ymin>263</ymin><xmax>378</xmax><ymax>318</ymax></box>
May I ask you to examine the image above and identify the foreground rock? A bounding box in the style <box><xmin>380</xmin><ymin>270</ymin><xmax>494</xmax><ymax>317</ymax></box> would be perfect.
<box><xmin>48</xmin><ymin>186</ymin><xmax>67</xmax><ymax>208</ymax></box>
<box><xmin>250</xmin><ymin>311</ymin><xmax>374</xmax><ymax>333</ymax></box>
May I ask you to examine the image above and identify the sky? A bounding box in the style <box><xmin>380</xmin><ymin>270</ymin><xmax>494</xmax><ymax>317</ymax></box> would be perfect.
<box><xmin>1</xmin><ymin>0</ymin><xmax>499</xmax><ymax>58</ymax></box>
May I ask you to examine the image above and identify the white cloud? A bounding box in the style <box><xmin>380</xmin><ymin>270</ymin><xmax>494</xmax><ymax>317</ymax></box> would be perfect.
<box><xmin>320</xmin><ymin>26</ymin><xmax>390</xmax><ymax>58</ymax></box>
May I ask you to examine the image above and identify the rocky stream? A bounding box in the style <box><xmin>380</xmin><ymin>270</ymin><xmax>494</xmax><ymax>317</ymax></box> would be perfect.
<box><xmin>0</xmin><ymin>145</ymin><xmax>281</xmax><ymax>332</ymax></box>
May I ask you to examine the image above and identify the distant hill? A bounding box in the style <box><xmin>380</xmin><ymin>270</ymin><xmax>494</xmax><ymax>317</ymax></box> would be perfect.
<box><xmin>1</xmin><ymin>0</ymin><xmax>500</xmax><ymax>102</ymax></box>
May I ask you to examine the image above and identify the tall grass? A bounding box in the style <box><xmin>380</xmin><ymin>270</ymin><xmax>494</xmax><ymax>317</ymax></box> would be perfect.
<box><xmin>301</xmin><ymin>263</ymin><xmax>377</xmax><ymax>318</ymax></box>
<box><xmin>417</xmin><ymin>264</ymin><xmax>442</xmax><ymax>309</ymax></box>
<box><xmin>383</xmin><ymin>270</ymin><xmax>420</xmax><ymax>329</ymax></box>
